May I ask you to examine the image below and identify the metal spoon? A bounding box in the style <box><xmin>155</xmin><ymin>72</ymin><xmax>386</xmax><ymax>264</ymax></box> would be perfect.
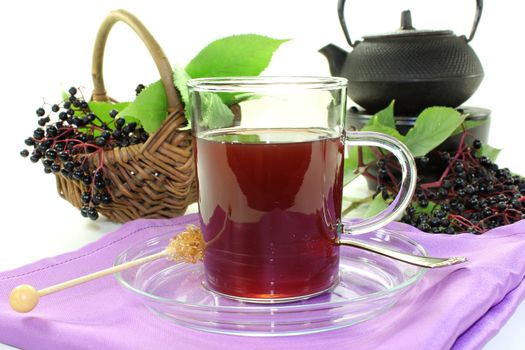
<box><xmin>338</xmin><ymin>236</ymin><xmax>467</xmax><ymax>268</ymax></box>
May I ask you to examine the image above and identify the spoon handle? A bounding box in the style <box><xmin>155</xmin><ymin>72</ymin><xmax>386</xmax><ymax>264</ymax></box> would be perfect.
<box><xmin>338</xmin><ymin>237</ymin><xmax>466</xmax><ymax>268</ymax></box>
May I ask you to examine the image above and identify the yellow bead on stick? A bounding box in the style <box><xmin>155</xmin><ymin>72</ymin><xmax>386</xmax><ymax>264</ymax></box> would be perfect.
<box><xmin>9</xmin><ymin>225</ymin><xmax>205</xmax><ymax>313</ymax></box>
<box><xmin>10</xmin><ymin>284</ymin><xmax>39</xmax><ymax>313</ymax></box>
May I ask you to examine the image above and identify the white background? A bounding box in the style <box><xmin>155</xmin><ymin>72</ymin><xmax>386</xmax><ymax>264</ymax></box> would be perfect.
<box><xmin>0</xmin><ymin>0</ymin><xmax>524</xmax><ymax>349</ymax></box>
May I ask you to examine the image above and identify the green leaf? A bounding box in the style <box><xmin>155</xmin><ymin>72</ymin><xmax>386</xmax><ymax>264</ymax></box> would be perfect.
<box><xmin>185</xmin><ymin>34</ymin><xmax>288</xmax><ymax>105</ymax></box>
<box><xmin>118</xmin><ymin>80</ymin><xmax>168</xmax><ymax>134</ymax></box>
<box><xmin>451</xmin><ymin>118</ymin><xmax>488</xmax><ymax>136</ymax></box>
<box><xmin>343</xmin><ymin>119</ymin><xmax>404</xmax><ymax>186</ymax></box>
<box><xmin>173</xmin><ymin>66</ymin><xmax>192</xmax><ymax>120</ymax></box>
<box><xmin>404</xmin><ymin>107</ymin><xmax>466</xmax><ymax>157</ymax></box>
<box><xmin>375</xmin><ymin>101</ymin><xmax>396</xmax><ymax>129</ymax></box>
<box><xmin>77</xmin><ymin>101</ymin><xmax>132</xmax><ymax>136</ymax></box>
<box><xmin>412</xmin><ymin>201</ymin><xmax>439</xmax><ymax>215</ymax></box>
<box><xmin>362</xmin><ymin>123</ymin><xmax>404</xmax><ymax>140</ymax></box>
<box><xmin>477</xmin><ymin>144</ymin><xmax>501</xmax><ymax>162</ymax></box>
<box><xmin>364</xmin><ymin>195</ymin><xmax>389</xmax><ymax>218</ymax></box>
<box><xmin>88</xmin><ymin>101</ymin><xmax>132</xmax><ymax>123</ymax></box>
<box><xmin>212</xmin><ymin>133</ymin><xmax>261</xmax><ymax>143</ymax></box>
<box><xmin>343</xmin><ymin>158</ymin><xmax>361</xmax><ymax>186</ymax></box>
<box><xmin>199</xmin><ymin>92</ymin><xmax>234</xmax><ymax>129</ymax></box>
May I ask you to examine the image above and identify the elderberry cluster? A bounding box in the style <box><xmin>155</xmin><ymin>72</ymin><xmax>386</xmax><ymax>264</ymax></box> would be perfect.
<box><xmin>375</xmin><ymin>136</ymin><xmax>525</xmax><ymax>234</ymax></box>
<box><xmin>20</xmin><ymin>86</ymin><xmax>149</xmax><ymax>220</ymax></box>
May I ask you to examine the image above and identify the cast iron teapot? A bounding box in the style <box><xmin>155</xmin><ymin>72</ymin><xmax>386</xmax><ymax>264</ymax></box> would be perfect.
<box><xmin>320</xmin><ymin>0</ymin><xmax>484</xmax><ymax>115</ymax></box>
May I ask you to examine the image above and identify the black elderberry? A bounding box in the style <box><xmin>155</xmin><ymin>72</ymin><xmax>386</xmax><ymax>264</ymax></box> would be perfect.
<box><xmin>95</xmin><ymin>180</ymin><xmax>106</xmax><ymax>189</ymax></box>
<box><xmin>418</xmin><ymin>223</ymin><xmax>431</xmax><ymax>232</ymax></box>
<box><xmin>101</xmin><ymin>193</ymin><xmax>112</xmax><ymax>204</ymax></box>
<box><xmin>429</xmin><ymin>217</ymin><xmax>441</xmax><ymax>227</ymax></box>
<box><xmin>445</xmin><ymin>227</ymin><xmax>455</xmax><ymax>235</ymax></box>
<box><xmin>63</xmin><ymin>101</ymin><xmax>71</xmax><ymax>109</ymax></box>
<box><xmin>482</xmin><ymin>207</ymin><xmax>493</xmax><ymax>217</ymax></box>
<box><xmin>473</xmin><ymin>139</ymin><xmax>482</xmax><ymax>149</ymax></box>
<box><xmin>38</xmin><ymin>116</ymin><xmax>50</xmax><ymax>126</ymax></box>
<box><xmin>63</xmin><ymin>161</ymin><xmax>74</xmax><ymax>172</ymax></box>
<box><xmin>135</xmin><ymin>84</ymin><xmax>145</xmax><ymax>95</ymax></box>
<box><xmin>24</xmin><ymin>138</ymin><xmax>35</xmax><ymax>146</ymax></box>
<box><xmin>437</xmin><ymin>187</ymin><xmax>448</xmax><ymax>199</ymax></box>
<box><xmin>140</xmin><ymin>132</ymin><xmax>149</xmax><ymax>142</ymax></box>
<box><xmin>51</xmin><ymin>163</ymin><xmax>61</xmax><ymax>173</ymax></box>
<box><xmin>95</xmin><ymin>137</ymin><xmax>106</xmax><ymax>147</ymax></box>
<box><xmin>115</xmin><ymin>118</ymin><xmax>125</xmax><ymax>129</ymax></box>
<box><xmin>442</xmin><ymin>179</ymin><xmax>453</xmax><ymax>189</ymax></box>
<box><xmin>511</xmin><ymin>199</ymin><xmax>522</xmax><ymax>210</ymax></box>
<box><xmin>82</xmin><ymin>176</ymin><xmax>92</xmax><ymax>186</ymax></box>
<box><xmin>468</xmin><ymin>196</ymin><xmax>479</xmax><ymax>209</ymax></box>
<box><xmin>29</xmin><ymin>155</ymin><xmax>40</xmax><ymax>163</ymax></box>
<box><xmin>417</xmin><ymin>156</ymin><xmax>430</xmax><ymax>167</ymax></box>
<box><xmin>92</xmin><ymin>193</ymin><xmax>102</xmax><ymax>205</ymax></box>
<box><xmin>378</xmin><ymin>168</ymin><xmax>389</xmax><ymax>181</ymax></box>
<box><xmin>36</xmin><ymin>107</ymin><xmax>45</xmax><ymax>117</ymax></box>
<box><xmin>20</xmin><ymin>149</ymin><xmax>29</xmax><ymax>157</ymax></box>
<box><xmin>68</xmin><ymin>86</ymin><xmax>77</xmax><ymax>96</ymax></box>
<box><xmin>434</xmin><ymin>210</ymin><xmax>445</xmax><ymax>219</ymax></box>
<box><xmin>80</xmin><ymin>206</ymin><xmax>89</xmax><ymax>218</ymax></box>
<box><xmin>45</xmin><ymin>149</ymin><xmax>57</xmax><ymax>160</ymax></box>
<box><xmin>440</xmin><ymin>152</ymin><xmax>451</xmax><ymax>162</ymax></box>
<box><xmin>87</xmin><ymin>207</ymin><xmax>99</xmax><ymax>220</ymax></box>
<box><xmin>109</xmin><ymin>109</ymin><xmax>119</xmax><ymax>118</ymax></box>
<box><xmin>81</xmin><ymin>192</ymin><xmax>91</xmax><ymax>204</ymax></box>
<box><xmin>72</xmin><ymin>169</ymin><xmax>84</xmax><ymax>181</ymax></box>
<box><xmin>478</xmin><ymin>156</ymin><xmax>489</xmax><ymax>167</ymax></box>
<box><xmin>33</xmin><ymin>128</ymin><xmax>45</xmax><ymax>140</ymax></box>
<box><xmin>455</xmin><ymin>177</ymin><xmax>465</xmax><ymax>188</ymax></box>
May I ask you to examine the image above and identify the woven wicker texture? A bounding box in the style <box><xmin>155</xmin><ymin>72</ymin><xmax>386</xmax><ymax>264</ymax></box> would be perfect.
<box><xmin>56</xmin><ymin>9</ymin><xmax>197</xmax><ymax>223</ymax></box>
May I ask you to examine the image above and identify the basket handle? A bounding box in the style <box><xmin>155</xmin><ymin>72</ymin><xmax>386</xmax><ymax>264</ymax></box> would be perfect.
<box><xmin>91</xmin><ymin>9</ymin><xmax>182</xmax><ymax>113</ymax></box>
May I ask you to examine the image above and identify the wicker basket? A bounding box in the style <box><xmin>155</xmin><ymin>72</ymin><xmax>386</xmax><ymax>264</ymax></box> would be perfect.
<box><xmin>56</xmin><ymin>9</ymin><xmax>197</xmax><ymax>223</ymax></box>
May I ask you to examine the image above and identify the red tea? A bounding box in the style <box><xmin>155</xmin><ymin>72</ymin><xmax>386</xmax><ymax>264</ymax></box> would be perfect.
<box><xmin>195</xmin><ymin>128</ymin><xmax>344</xmax><ymax>300</ymax></box>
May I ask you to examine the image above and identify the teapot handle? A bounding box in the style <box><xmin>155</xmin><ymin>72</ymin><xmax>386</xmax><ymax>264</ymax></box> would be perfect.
<box><xmin>337</xmin><ymin>0</ymin><xmax>483</xmax><ymax>47</ymax></box>
<box><xmin>467</xmin><ymin>0</ymin><xmax>483</xmax><ymax>42</ymax></box>
<box><xmin>337</xmin><ymin>0</ymin><xmax>355</xmax><ymax>47</ymax></box>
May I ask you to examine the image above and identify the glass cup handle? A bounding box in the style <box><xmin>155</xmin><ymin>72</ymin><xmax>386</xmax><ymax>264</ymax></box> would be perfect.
<box><xmin>340</xmin><ymin>131</ymin><xmax>417</xmax><ymax>235</ymax></box>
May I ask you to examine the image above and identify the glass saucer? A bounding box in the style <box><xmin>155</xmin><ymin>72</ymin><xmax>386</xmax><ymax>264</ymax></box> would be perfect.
<box><xmin>114</xmin><ymin>229</ymin><xmax>427</xmax><ymax>336</ymax></box>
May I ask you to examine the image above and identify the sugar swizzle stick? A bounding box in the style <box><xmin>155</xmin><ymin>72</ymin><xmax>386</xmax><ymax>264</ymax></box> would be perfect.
<box><xmin>9</xmin><ymin>225</ymin><xmax>206</xmax><ymax>313</ymax></box>
<box><xmin>9</xmin><ymin>224</ymin><xmax>466</xmax><ymax>313</ymax></box>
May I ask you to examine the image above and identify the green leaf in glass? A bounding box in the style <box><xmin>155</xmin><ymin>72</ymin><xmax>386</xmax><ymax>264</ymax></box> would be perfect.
<box><xmin>364</xmin><ymin>195</ymin><xmax>389</xmax><ymax>218</ymax></box>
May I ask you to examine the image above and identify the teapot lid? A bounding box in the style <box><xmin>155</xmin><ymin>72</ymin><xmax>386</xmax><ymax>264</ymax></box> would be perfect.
<box><xmin>363</xmin><ymin>10</ymin><xmax>454</xmax><ymax>40</ymax></box>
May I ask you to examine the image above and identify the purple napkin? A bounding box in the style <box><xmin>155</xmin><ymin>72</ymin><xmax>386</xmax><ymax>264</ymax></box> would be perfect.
<box><xmin>1</xmin><ymin>214</ymin><xmax>524</xmax><ymax>350</ymax></box>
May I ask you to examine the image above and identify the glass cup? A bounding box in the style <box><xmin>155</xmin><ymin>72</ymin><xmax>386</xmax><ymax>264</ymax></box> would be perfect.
<box><xmin>187</xmin><ymin>77</ymin><xmax>417</xmax><ymax>303</ymax></box>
